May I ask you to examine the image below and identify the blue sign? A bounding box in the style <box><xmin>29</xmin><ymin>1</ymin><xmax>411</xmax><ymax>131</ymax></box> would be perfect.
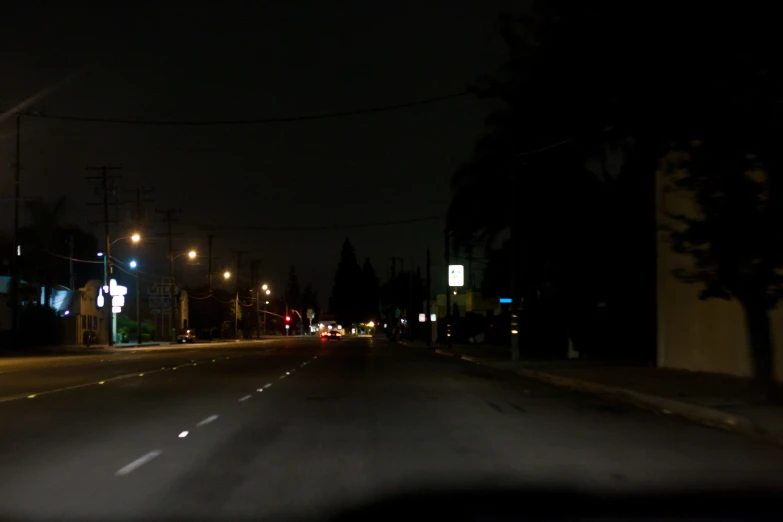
<box><xmin>499</xmin><ymin>298</ymin><xmax>512</xmax><ymax>304</ymax></box>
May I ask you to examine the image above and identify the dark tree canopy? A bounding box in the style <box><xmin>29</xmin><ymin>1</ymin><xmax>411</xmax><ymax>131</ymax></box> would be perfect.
<box><xmin>284</xmin><ymin>265</ymin><xmax>302</xmax><ymax>312</ymax></box>
<box><xmin>360</xmin><ymin>257</ymin><xmax>380</xmax><ymax>321</ymax></box>
<box><xmin>329</xmin><ymin>238</ymin><xmax>363</xmax><ymax>325</ymax></box>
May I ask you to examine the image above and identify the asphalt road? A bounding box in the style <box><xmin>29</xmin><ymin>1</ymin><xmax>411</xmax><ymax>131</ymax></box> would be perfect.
<box><xmin>1</xmin><ymin>337</ymin><xmax>782</xmax><ymax>521</ymax></box>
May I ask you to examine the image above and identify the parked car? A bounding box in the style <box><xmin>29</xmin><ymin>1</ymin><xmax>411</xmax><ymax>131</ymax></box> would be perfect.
<box><xmin>177</xmin><ymin>329</ymin><xmax>196</xmax><ymax>343</ymax></box>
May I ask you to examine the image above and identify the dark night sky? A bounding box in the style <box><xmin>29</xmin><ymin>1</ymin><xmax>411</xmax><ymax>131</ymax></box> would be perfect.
<box><xmin>1</xmin><ymin>2</ymin><xmax>523</xmax><ymax>303</ymax></box>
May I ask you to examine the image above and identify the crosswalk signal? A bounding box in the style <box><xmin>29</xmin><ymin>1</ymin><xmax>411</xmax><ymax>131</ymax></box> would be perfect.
<box><xmin>285</xmin><ymin>316</ymin><xmax>291</xmax><ymax>322</ymax></box>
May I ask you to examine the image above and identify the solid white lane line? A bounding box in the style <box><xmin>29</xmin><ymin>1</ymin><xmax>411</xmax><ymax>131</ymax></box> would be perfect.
<box><xmin>239</xmin><ymin>395</ymin><xmax>252</xmax><ymax>402</ymax></box>
<box><xmin>196</xmin><ymin>414</ymin><xmax>219</xmax><ymax>427</ymax></box>
<box><xmin>115</xmin><ymin>450</ymin><xmax>162</xmax><ymax>476</ymax></box>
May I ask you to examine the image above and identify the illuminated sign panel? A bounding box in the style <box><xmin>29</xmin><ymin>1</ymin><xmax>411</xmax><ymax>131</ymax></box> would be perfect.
<box><xmin>97</xmin><ymin>279</ymin><xmax>128</xmax><ymax>314</ymax></box>
<box><xmin>448</xmin><ymin>265</ymin><xmax>464</xmax><ymax>287</ymax></box>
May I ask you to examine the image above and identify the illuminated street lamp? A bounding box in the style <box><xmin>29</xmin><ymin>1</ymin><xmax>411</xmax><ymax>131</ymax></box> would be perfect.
<box><xmin>111</xmin><ymin>233</ymin><xmax>142</xmax><ymax>246</ymax></box>
<box><xmin>265</xmin><ymin>289</ymin><xmax>271</xmax><ymax>295</ymax></box>
<box><xmin>129</xmin><ymin>259</ymin><xmax>142</xmax><ymax>346</ymax></box>
<box><xmin>188</xmin><ymin>250</ymin><xmax>197</xmax><ymax>259</ymax></box>
<box><xmin>223</xmin><ymin>270</ymin><xmax>231</xmax><ymax>279</ymax></box>
<box><xmin>262</xmin><ymin>284</ymin><xmax>268</xmax><ymax>291</ymax></box>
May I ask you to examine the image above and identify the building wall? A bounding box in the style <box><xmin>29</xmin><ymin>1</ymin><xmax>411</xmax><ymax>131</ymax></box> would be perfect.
<box><xmin>656</xmin><ymin>159</ymin><xmax>783</xmax><ymax>381</ymax></box>
<box><xmin>65</xmin><ymin>280</ymin><xmax>108</xmax><ymax>345</ymax></box>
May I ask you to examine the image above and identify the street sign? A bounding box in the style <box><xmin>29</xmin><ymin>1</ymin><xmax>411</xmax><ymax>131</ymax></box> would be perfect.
<box><xmin>306</xmin><ymin>308</ymin><xmax>314</xmax><ymax>319</ymax></box>
<box><xmin>394</xmin><ymin>308</ymin><xmax>401</xmax><ymax>318</ymax></box>
<box><xmin>448</xmin><ymin>265</ymin><xmax>464</xmax><ymax>287</ymax></box>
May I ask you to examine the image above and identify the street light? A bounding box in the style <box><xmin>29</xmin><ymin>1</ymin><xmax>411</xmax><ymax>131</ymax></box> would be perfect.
<box><xmin>130</xmin><ymin>259</ymin><xmax>141</xmax><ymax>346</ymax></box>
<box><xmin>173</xmin><ymin>250</ymin><xmax>198</xmax><ymax>260</ymax></box>
<box><xmin>261</xmin><ymin>286</ymin><xmax>272</xmax><ymax>336</ymax></box>
<box><xmin>223</xmin><ymin>270</ymin><xmax>231</xmax><ymax>279</ymax></box>
<box><xmin>111</xmin><ymin>233</ymin><xmax>142</xmax><ymax>246</ymax></box>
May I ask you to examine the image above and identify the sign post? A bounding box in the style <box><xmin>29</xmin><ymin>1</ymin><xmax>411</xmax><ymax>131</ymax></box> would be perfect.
<box><xmin>96</xmin><ymin>279</ymin><xmax>128</xmax><ymax>343</ymax></box>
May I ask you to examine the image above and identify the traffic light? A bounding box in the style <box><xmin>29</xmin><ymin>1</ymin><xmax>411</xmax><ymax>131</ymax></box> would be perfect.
<box><xmin>285</xmin><ymin>316</ymin><xmax>291</xmax><ymax>322</ymax></box>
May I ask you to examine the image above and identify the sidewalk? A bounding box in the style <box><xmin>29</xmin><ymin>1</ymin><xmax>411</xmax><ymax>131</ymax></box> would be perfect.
<box><xmin>399</xmin><ymin>340</ymin><xmax>783</xmax><ymax>445</ymax></box>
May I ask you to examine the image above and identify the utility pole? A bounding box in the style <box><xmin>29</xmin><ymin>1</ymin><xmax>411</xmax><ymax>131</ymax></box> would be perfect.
<box><xmin>157</xmin><ymin>208</ymin><xmax>182</xmax><ymax>341</ymax></box>
<box><xmin>445</xmin><ymin>228</ymin><xmax>452</xmax><ymax>351</ymax></box>
<box><xmin>233</xmin><ymin>250</ymin><xmax>249</xmax><ymax>339</ymax></box>
<box><xmin>124</xmin><ymin>186</ymin><xmax>154</xmax><ymax>229</ymax></box>
<box><xmin>426</xmin><ymin>247</ymin><xmax>431</xmax><ymax>347</ymax></box>
<box><xmin>69</xmin><ymin>235</ymin><xmax>76</xmax><ymax>290</ymax></box>
<box><xmin>86</xmin><ymin>165</ymin><xmax>122</xmax><ymax>345</ymax></box>
<box><xmin>207</xmin><ymin>234</ymin><xmax>215</xmax><ymax>293</ymax></box>
<box><xmin>510</xmin><ymin>169</ymin><xmax>521</xmax><ymax>361</ymax></box>
<box><xmin>136</xmin><ymin>270</ymin><xmax>142</xmax><ymax>346</ymax></box>
<box><xmin>390</xmin><ymin>257</ymin><xmax>396</xmax><ymax>339</ymax></box>
<box><xmin>10</xmin><ymin>114</ymin><xmax>22</xmax><ymax>347</ymax></box>
<box><xmin>252</xmin><ymin>259</ymin><xmax>262</xmax><ymax>338</ymax></box>
<box><xmin>409</xmin><ymin>257</ymin><xmax>413</xmax><ymax>338</ymax></box>
<box><xmin>396</xmin><ymin>257</ymin><xmax>406</xmax><ymax>337</ymax></box>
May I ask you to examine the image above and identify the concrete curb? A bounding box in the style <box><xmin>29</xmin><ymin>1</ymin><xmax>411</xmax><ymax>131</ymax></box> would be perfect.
<box><xmin>435</xmin><ymin>350</ymin><xmax>782</xmax><ymax>446</ymax></box>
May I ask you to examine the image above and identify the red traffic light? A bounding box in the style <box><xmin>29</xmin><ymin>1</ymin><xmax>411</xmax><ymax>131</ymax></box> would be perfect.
<box><xmin>285</xmin><ymin>316</ymin><xmax>291</xmax><ymax>322</ymax></box>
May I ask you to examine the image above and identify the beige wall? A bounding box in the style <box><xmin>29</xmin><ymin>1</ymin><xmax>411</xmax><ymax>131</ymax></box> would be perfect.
<box><xmin>656</xmin><ymin>158</ymin><xmax>783</xmax><ymax>381</ymax></box>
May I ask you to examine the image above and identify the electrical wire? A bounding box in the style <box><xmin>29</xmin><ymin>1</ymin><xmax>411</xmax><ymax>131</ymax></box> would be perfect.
<box><xmin>195</xmin><ymin>215</ymin><xmax>444</xmax><ymax>232</ymax></box>
<box><xmin>44</xmin><ymin>251</ymin><xmax>104</xmax><ymax>264</ymax></box>
<box><xmin>21</xmin><ymin>92</ymin><xmax>469</xmax><ymax>126</ymax></box>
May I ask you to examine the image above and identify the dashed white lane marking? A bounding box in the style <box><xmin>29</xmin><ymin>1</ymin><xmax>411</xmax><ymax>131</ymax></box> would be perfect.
<box><xmin>179</xmin><ymin>431</ymin><xmax>189</xmax><ymax>438</ymax></box>
<box><xmin>264</xmin><ymin>383</ymin><xmax>273</xmax><ymax>388</ymax></box>
<box><xmin>286</xmin><ymin>371</ymin><xmax>290</xmax><ymax>375</ymax></box>
<box><xmin>115</xmin><ymin>450</ymin><xmax>162</xmax><ymax>476</ymax></box>
<box><xmin>280</xmin><ymin>375</ymin><xmax>286</xmax><ymax>379</ymax></box>
<box><xmin>239</xmin><ymin>394</ymin><xmax>252</xmax><ymax>402</ymax></box>
<box><xmin>196</xmin><ymin>414</ymin><xmax>219</xmax><ymax>427</ymax></box>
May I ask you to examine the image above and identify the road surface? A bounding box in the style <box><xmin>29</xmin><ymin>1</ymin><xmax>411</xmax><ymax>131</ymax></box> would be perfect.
<box><xmin>1</xmin><ymin>337</ymin><xmax>782</xmax><ymax>520</ymax></box>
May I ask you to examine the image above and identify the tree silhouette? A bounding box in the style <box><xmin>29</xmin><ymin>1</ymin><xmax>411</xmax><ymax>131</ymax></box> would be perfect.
<box><xmin>666</xmin><ymin>137</ymin><xmax>783</xmax><ymax>397</ymax></box>
<box><xmin>302</xmin><ymin>283</ymin><xmax>318</xmax><ymax>310</ymax></box>
<box><xmin>302</xmin><ymin>283</ymin><xmax>319</xmax><ymax>325</ymax></box>
<box><xmin>18</xmin><ymin>196</ymin><xmax>100</xmax><ymax>299</ymax></box>
<box><xmin>445</xmin><ymin>3</ymin><xmax>783</xmax><ymax>360</ymax></box>
<box><xmin>284</xmin><ymin>265</ymin><xmax>302</xmax><ymax>311</ymax></box>
<box><xmin>361</xmin><ymin>258</ymin><xmax>380</xmax><ymax>321</ymax></box>
<box><xmin>329</xmin><ymin>238</ymin><xmax>362</xmax><ymax>325</ymax></box>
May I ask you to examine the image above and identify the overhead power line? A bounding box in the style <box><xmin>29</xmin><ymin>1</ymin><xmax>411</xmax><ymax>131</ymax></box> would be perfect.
<box><xmin>21</xmin><ymin>92</ymin><xmax>470</xmax><ymax>126</ymax></box>
<box><xmin>193</xmin><ymin>215</ymin><xmax>444</xmax><ymax>232</ymax></box>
